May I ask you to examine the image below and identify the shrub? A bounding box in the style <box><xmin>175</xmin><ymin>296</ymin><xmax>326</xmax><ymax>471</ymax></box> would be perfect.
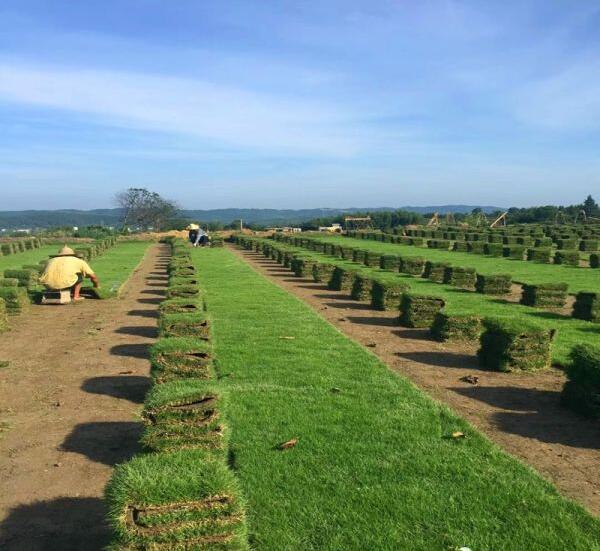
<box><xmin>149</xmin><ymin>337</ymin><xmax>213</xmax><ymax>383</ymax></box>
<box><xmin>554</xmin><ymin>250</ymin><xmax>580</xmax><ymax>266</ymax></box>
<box><xmin>312</xmin><ymin>262</ymin><xmax>336</xmax><ymax>284</ymax></box>
<box><xmin>561</xmin><ymin>343</ymin><xmax>600</xmax><ymax>419</ymax></box>
<box><xmin>0</xmin><ymin>297</ymin><xmax>8</xmax><ymax>333</ymax></box>
<box><xmin>351</xmin><ymin>275</ymin><xmax>374</xmax><ymax>301</ymax></box>
<box><xmin>0</xmin><ymin>286</ymin><xmax>29</xmax><ymax>314</ymax></box>
<box><xmin>527</xmin><ymin>248</ymin><xmax>552</xmax><ymax>263</ymax></box>
<box><xmin>400</xmin><ymin>257</ymin><xmax>425</xmax><ymax>276</ymax></box>
<box><xmin>380</xmin><ymin>255</ymin><xmax>401</xmax><ymax>271</ymax></box>
<box><xmin>105</xmin><ymin>450</ymin><xmax>248</xmax><ymax>550</ymax></box>
<box><xmin>475</xmin><ymin>274</ymin><xmax>512</xmax><ymax>295</ymax></box>
<box><xmin>141</xmin><ymin>380</ymin><xmax>228</xmax><ymax>454</ymax></box>
<box><xmin>580</xmin><ymin>239</ymin><xmax>598</xmax><ymax>252</ymax></box>
<box><xmin>502</xmin><ymin>246</ymin><xmax>525</xmax><ymax>260</ymax></box>
<box><xmin>521</xmin><ymin>283</ymin><xmax>568</xmax><ymax>308</ymax></box>
<box><xmin>329</xmin><ymin>267</ymin><xmax>359</xmax><ymax>291</ymax></box>
<box><xmin>430</xmin><ymin>313</ymin><xmax>482</xmax><ymax>342</ymax></box>
<box><xmin>371</xmin><ymin>279</ymin><xmax>410</xmax><ymax>311</ymax></box>
<box><xmin>399</xmin><ymin>293</ymin><xmax>445</xmax><ymax>328</ymax></box>
<box><xmin>443</xmin><ymin>266</ymin><xmax>476</xmax><ymax>290</ymax></box>
<box><xmin>159</xmin><ymin>297</ymin><xmax>204</xmax><ymax>315</ymax></box>
<box><xmin>572</xmin><ymin>292</ymin><xmax>599</xmax><ymax>323</ymax></box>
<box><xmin>591</xmin><ymin>254</ymin><xmax>599</xmax><ymax>268</ymax></box>
<box><xmin>484</xmin><ymin>243</ymin><xmax>503</xmax><ymax>257</ymax></box>
<box><xmin>453</xmin><ymin>241</ymin><xmax>469</xmax><ymax>252</ymax></box>
<box><xmin>290</xmin><ymin>258</ymin><xmax>317</xmax><ymax>278</ymax></box>
<box><xmin>158</xmin><ymin>313</ymin><xmax>211</xmax><ymax>339</ymax></box>
<box><xmin>3</xmin><ymin>269</ymin><xmax>38</xmax><ymax>288</ymax></box>
<box><xmin>477</xmin><ymin>317</ymin><xmax>554</xmax><ymax>372</ymax></box>
<box><xmin>363</xmin><ymin>252</ymin><xmax>381</xmax><ymax>267</ymax></box>
<box><xmin>423</xmin><ymin>261</ymin><xmax>450</xmax><ymax>283</ymax></box>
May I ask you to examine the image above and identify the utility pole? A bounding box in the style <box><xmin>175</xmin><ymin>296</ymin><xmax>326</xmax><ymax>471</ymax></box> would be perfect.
<box><xmin>240</xmin><ymin>219</ymin><xmax>243</xmax><ymax>231</ymax></box>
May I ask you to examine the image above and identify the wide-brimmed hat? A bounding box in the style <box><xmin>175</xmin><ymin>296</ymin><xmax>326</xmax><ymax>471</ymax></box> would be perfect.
<box><xmin>186</xmin><ymin>223</ymin><xmax>200</xmax><ymax>231</ymax></box>
<box><xmin>55</xmin><ymin>246</ymin><xmax>76</xmax><ymax>257</ymax></box>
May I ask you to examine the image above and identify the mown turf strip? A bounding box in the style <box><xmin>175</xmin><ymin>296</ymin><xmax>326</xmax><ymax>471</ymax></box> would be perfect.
<box><xmin>0</xmin><ymin>245</ymin><xmax>58</xmax><ymax>273</ymax></box>
<box><xmin>193</xmin><ymin>247</ymin><xmax>600</xmax><ymax>550</ymax></box>
<box><xmin>318</xmin><ymin>235</ymin><xmax>600</xmax><ymax>293</ymax></box>
<box><xmin>251</xmin><ymin>238</ymin><xmax>599</xmax><ymax>365</ymax></box>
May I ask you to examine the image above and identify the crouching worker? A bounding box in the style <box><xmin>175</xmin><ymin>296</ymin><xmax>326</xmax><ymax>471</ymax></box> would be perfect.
<box><xmin>39</xmin><ymin>246</ymin><xmax>100</xmax><ymax>301</ymax></box>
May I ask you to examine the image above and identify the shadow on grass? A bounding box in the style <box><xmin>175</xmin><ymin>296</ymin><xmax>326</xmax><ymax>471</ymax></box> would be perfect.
<box><xmin>82</xmin><ymin>375</ymin><xmax>151</xmax><ymax>403</ymax></box>
<box><xmin>395</xmin><ymin>351</ymin><xmax>479</xmax><ymax>369</ymax></box>
<box><xmin>115</xmin><ymin>326</ymin><xmax>158</xmax><ymax>338</ymax></box>
<box><xmin>60</xmin><ymin>421</ymin><xmax>143</xmax><ymax>465</ymax></box>
<box><xmin>0</xmin><ymin>497</ymin><xmax>109</xmax><ymax>551</ymax></box>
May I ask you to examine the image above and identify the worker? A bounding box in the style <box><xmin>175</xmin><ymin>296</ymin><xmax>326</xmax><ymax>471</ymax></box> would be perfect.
<box><xmin>194</xmin><ymin>227</ymin><xmax>209</xmax><ymax>247</ymax></box>
<box><xmin>39</xmin><ymin>246</ymin><xmax>100</xmax><ymax>301</ymax></box>
<box><xmin>186</xmin><ymin>223</ymin><xmax>200</xmax><ymax>245</ymax></box>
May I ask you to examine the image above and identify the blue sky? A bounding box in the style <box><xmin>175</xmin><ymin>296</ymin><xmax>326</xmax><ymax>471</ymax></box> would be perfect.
<box><xmin>1</xmin><ymin>1</ymin><xmax>599</xmax><ymax>210</ymax></box>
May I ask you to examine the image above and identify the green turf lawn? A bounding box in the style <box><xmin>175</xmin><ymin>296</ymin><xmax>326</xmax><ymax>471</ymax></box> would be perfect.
<box><xmin>316</xmin><ymin>235</ymin><xmax>600</xmax><ymax>294</ymax></box>
<box><xmin>81</xmin><ymin>241</ymin><xmax>150</xmax><ymax>297</ymax></box>
<box><xmin>252</xmin><ymin>238</ymin><xmax>600</xmax><ymax>365</ymax></box>
<box><xmin>193</xmin><ymin>247</ymin><xmax>600</xmax><ymax>550</ymax></box>
<box><xmin>0</xmin><ymin>245</ymin><xmax>58</xmax><ymax>273</ymax></box>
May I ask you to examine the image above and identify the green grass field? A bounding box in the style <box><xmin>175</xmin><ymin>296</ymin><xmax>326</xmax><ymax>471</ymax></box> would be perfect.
<box><xmin>252</xmin><ymin>238</ymin><xmax>599</xmax><ymax>365</ymax></box>
<box><xmin>317</xmin><ymin>235</ymin><xmax>600</xmax><ymax>293</ymax></box>
<box><xmin>0</xmin><ymin>245</ymin><xmax>58</xmax><ymax>273</ymax></box>
<box><xmin>193</xmin><ymin>247</ymin><xmax>600</xmax><ymax>550</ymax></box>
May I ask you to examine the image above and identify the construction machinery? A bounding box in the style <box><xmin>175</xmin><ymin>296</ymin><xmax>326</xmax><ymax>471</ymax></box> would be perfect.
<box><xmin>426</xmin><ymin>213</ymin><xmax>439</xmax><ymax>227</ymax></box>
<box><xmin>344</xmin><ymin>216</ymin><xmax>373</xmax><ymax>231</ymax></box>
<box><xmin>490</xmin><ymin>211</ymin><xmax>508</xmax><ymax>228</ymax></box>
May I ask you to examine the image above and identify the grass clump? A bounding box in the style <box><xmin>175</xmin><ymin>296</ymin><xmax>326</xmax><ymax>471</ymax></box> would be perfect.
<box><xmin>430</xmin><ymin>312</ymin><xmax>482</xmax><ymax>342</ymax></box>
<box><xmin>572</xmin><ymin>292</ymin><xmax>599</xmax><ymax>323</ymax></box>
<box><xmin>158</xmin><ymin>313</ymin><xmax>211</xmax><ymax>339</ymax></box>
<box><xmin>371</xmin><ymin>279</ymin><xmax>410</xmax><ymax>311</ymax></box>
<box><xmin>478</xmin><ymin>317</ymin><xmax>555</xmax><ymax>372</ymax></box>
<box><xmin>521</xmin><ymin>283</ymin><xmax>568</xmax><ymax>309</ymax></box>
<box><xmin>399</xmin><ymin>293</ymin><xmax>445</xmax><ymax>328</ymax></box>
<box><xmin>141</xmin><ymin>379</ymin><xmax>228</xmax><ymax>454</ymax></box>
<box><xmin>105</xmin><ymin>450</ymin><xmax>248</xmax><ymax>550</ymax></box>
<box><xmin>149</xmin><ymin>337</ymin><xmax>213</xmax><ymax>383</ymax></box>
<box><xmin>561</xmin><ymin>343</ymin><xmax>600</xmax><ymax>419</ymax></box>
<box><xmin>475</xmin><ymin>273</ymin><xmax>512</xmax><ymax>295</ymax></box>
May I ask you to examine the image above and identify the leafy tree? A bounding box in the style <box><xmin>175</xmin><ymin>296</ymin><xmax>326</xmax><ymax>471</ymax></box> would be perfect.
<box><xmin>115</xmin><ymin>188</ymin><xmax>179</xmax><ymax>231</ymax></box>
<box><xmin>583</xmin><ymin>195</ymin><xmax>599</xmax><ymax>217</ymax></box>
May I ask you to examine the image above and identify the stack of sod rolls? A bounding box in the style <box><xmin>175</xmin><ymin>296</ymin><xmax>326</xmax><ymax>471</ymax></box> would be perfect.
<box><xmin>475</xmin><ymin>274</ymin><xmax>512</xmax><ymax>296</ymax></box>
<box><xmin>371</xmin><ymin>279</ymin><xmax>410</xmax><ymax>311</ymax></box>
<box><xmin>561</xmin><ymin>343</ymin><xmax>600</xmax><ymax>419</ymax></box>
<box><xmin>477</xmin><ymin>317</ymin><xmax>555</xmax><ymax>372</ymax></box>
<box><xmin>572</xmin><ymin>292</ymin><xmax>599</xmax><ymax>323</ymax></box>
<box><xmin>329</xmin><ymin>266</ymin><xmax>360</xmax><ymax>292</ymax></box>
<box><xmin>423</xmin><ymin>261</ymin><xmax>451</xmax><ymax>283</ymax></box>
<box><xmin>105</xmin><ymin>237</ymin><xmax>248</xmax><ymax>550</ymax></box>
<box><xmin>0</xmin><ymin>297</ymin><xmax>8</xmax><ymax>333</ymax></box>
<box><xmin>520</xmin><ymin>283</ymin><xmax>568</xmax><ymax>309</ymax></box>
<box><xmin>443</xmin><ymin>266</ymin><xmax>477</xmax><ymax>290</ymax></box>
<box><xmin>399</xmin><ymin>293</ymin><xmax>445</xmax><ymax>328</ymax></box>
<box><xmin>430</xmin><ymin>312</ymin><xmax>482</xmax><ymax>342</ymax></box>
<box><xmin>0</xmin><ymin>279</ymin><xmax>29</xmax><ymax>315</ymax></box>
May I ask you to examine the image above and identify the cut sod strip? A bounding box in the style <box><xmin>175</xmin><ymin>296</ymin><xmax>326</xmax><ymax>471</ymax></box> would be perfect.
<box><xmin>193</xmin><ymin>247</ymin><xmax>600</xmax><ymax>550</ymax></box>
<box><xmin>243</xmin><ymin>237</ymin><xmax>599</xmax><ymax>365</ymax></box>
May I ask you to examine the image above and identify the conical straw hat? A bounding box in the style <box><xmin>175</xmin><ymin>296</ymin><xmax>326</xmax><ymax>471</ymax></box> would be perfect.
<box><xmin>57</xmin><ymin>246</ymin><xmax>75</xmax><ymax>256</ymax></box>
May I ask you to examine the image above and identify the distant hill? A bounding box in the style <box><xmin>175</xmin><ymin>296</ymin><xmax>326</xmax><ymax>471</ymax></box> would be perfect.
<box><xmin>0</xmin><ymin>205</ymin><xmax>503</xmax><ymax>230</ymax></box>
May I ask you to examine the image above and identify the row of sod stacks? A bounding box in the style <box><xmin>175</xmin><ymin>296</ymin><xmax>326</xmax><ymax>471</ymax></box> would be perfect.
<box><xmin>477</xmin><ymin>318</ymin><xmax>554</xmax><ymax>372</ymax></box>
<box><xmin>0</xmin><ymin>238</ymin><xmax>41</xmax><ymax>256</ymax></box>
<box><xmin>105</xmin><ymin>237</ymin><xmax>248</xmax><ymax>550</ymax></box>
<box><xmin>561</xmin><ymin>343</ymin><xmax>600</xmax><ymax>419</ymax></box>
<box><xmin>521</xmin><ymin>283</ymin><xmax>568</xmax><ymax>309</ymax></box>
<box><xmin>0</xmin><ymin>297</ymin><xmax>8</xmax><ymax>332</ymax></box>
<box><xmin>572</xmin><ymin>292</ymin><xmax>599</xmax><ymax>323</ymax></box>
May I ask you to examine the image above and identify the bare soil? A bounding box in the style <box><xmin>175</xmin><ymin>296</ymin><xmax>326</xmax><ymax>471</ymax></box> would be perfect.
<box><xmin>232</xmin><ymin>247</ymin><xmax>600</xmax><ymax>516</ymax></box>
<box><xmin>0</xmin><ymin>244</ymin><xmax>167</xmax><ymax>550</ymax></box>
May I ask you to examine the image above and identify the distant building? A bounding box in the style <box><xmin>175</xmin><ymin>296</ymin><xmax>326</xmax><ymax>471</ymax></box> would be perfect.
<box><xmin>267</xmin><ymin>227</ymin><xmax>302</xmax><ymax>233</ymax></box>
<box><xmin>318</xmin><ymin>223</ymin><xmax>342</xmax><ymax>233</ymax></box>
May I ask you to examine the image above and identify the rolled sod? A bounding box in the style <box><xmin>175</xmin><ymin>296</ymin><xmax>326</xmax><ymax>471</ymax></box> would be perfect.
<box><xmin>105</xmin><ymin>450</ymin><xmax>248</xmax><ymax>550</ymax></box>
<box><xmin>168</xmin><ymin>275</ymin><xmax>200</xmax><ymax>287</ymax></box>
<box><xmin>168</xmin><ymin>266</ymin><xmax>196</xmax><ymax>278</ymax></box>
<box><xmin>0</xmin><ymin>244</ymin><xmax>14</xmax><ymax>256</ymax></box>
<box><xmin>350</xmin><ymin>275</ymin><xmax>374</xmax><ymax>301</ymax></box>
<box><xmin>0</xmin><ymin>278</ymin><xmax>19</xmax><ymax>287</ymax></box>
<box><xmin>379</xmin><ymin>254</ymin><xmax>401</xmax><ymax>271</ymax></box>
<box><xmin>443</xmin><ymin>266</ymin><xmax>477</xmax><ymax>290</ymax></box>
<box><xmin>580</xmin><ymin>239</ymin><xmax>599</xmax><ymax>252</ymax></box>
<box><xmin>572</xmin><ymin>292</ymin><xmax>599</xmax><ymax>323</ymax></box>
<box><xmin>371</xmin><ymin>279</ymin><xmax>410</xmax><ymax>311</ymax></box>
<box><xmin>527</xmin><ymin>248</ymin><xmax>552</xmax><ymax>263</ymax></box>
<box><xmin>453</xmin><ymin>241</ymin><xmax>469</xmax><ymax>252</ymax></box>
<box><xmin>0</xmin><ymin>286</ymin><xmax>29</xmax><ymax>315</ymax></box>
<box><xmin>561</xmin><ymin>343</ymin><xmax>600</xmax><ymax>419</ymax></box>
<box><xmin>329</xmin><ymin>267</ymin><xmax>359</xmax><ymax>291</ymax></box>
<box><xmin>502</xmin><ymin>246</ymin><xmax>526</xmax><ymax>260</ymax></box>
<box><xmin>467</xmin><ymin>242</ymin><xmax>485</xmax><ymax>254</ymax></box>
<box><xmin>423</xmin><ymin>261</ymin><xmax>451</xmax><ymax>283</ymax></box>
<box><xmin>339</xmin><ymin>247</ymin><xmax>354</xmax><ymax>260</ymax></box>
<box><xmin>290</xmin><ymin>257</ymin><xmax>317</xmax><ymax>278</ymax></box>
<box><xmin>150</xmin><ymin>337</ymin><xmax>213</xmax><ymax>383</ymax></box>
<box><xmin>312</xmin><ymin>262</ymin><xmax>336</xmax><ymax>284</ymax></box>
<box><xmin>158</xmin><ymin>313</ymin><xmax>211</xmax><ymax>339</ymax></box>
<box><xmin>400</xmin><ymin>256</ymin><xmax>425</xmax><ymax>276</ymax></box>
<box><xmin>352</xmin><ymin>249</ymin><xmax>367</xmax><ymax>263</ymax></box>
<box><xmin>363</xmin><ymin>251</ymin><xmax>381</xmax><ymax>267</ymax></box>
<box><xmin>399</xmin><ymin>293</ymin><xmax>445</xmax><ymax>328</ymax></box>
<box><xmin>475</xmin><ymin>274</ymin><xmax>512</xmax><ymax>296</ymax></box>
<box><xmin>0</xmin><ymin>298</ymin><xmax>8</xmax><ymax>332</ymax></box>
<box><xmin>591</xmin><ymin>253</ymin><xmax>599</xmax><ymax>268</ymax></box>
<box><xmin>159</xmin><ymin>297</ymin><xmax>204</xmax><ymax>315</ymax></box>
<box><xmin>484</xmin><ymin>243</ymin><xmax>504</xmax><ymax>257</ymax></box>
<box><xmin>3</xmin><ymin>268</ymin><xmax>38</xmax><ymax>288</ymax></box>
<box><xmin>141</xmin><ymin>379</ymin><xmax>228</xmax><ymax>453</ymax></box>
<box><xmin>520</xmin><ymin>283</ymin><xmax>568</xmax><ymax>309</ymax></box>
<box><xmin>477</xmin><ymin>317</ymin><xmax>555</xmax><ymax>372</ymax></box>
<box><xmin>554</xmin><ymin>250</ymin><xmax>580</xmax><ymax>266</ymax></box>
<box><xmin>165</xmin><ymin>284</ymin><xmax>201</xmax><ymax>300</ymax></box>
<box><xmin>430</xmin><ymin>312</ymin><xmax>482</xmax><ymax>342</ymax></box>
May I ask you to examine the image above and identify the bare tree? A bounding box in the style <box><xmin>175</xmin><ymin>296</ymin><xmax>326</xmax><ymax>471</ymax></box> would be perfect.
<box><xmin>115</xmin><ymin>188</ymin><xmax>178</xmax><ymax>231</ymax></box>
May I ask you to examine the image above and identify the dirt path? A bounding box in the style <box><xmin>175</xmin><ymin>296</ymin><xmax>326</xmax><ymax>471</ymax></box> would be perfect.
<box><xmin>232</xmin><ymin>246</ymin><xmax>600</xmax><ymax>516</ymax></box>
<box><xmin>0</xmin><ymin>244</ymin><xmax>167</xmax><ymax>550</ymax></box>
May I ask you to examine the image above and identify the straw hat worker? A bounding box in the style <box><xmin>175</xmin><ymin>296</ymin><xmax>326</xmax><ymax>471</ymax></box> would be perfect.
<box><xmin>39</xmin><ymin>246</ymin><xmax>100</xmax><ymax>301</ymax></box>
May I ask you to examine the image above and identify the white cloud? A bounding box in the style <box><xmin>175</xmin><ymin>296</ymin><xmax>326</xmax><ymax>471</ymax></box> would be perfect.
<box><xmin>0</xmin><ymin>60</ymin><xmax>360</xmax><ymax>156</ymax></box>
